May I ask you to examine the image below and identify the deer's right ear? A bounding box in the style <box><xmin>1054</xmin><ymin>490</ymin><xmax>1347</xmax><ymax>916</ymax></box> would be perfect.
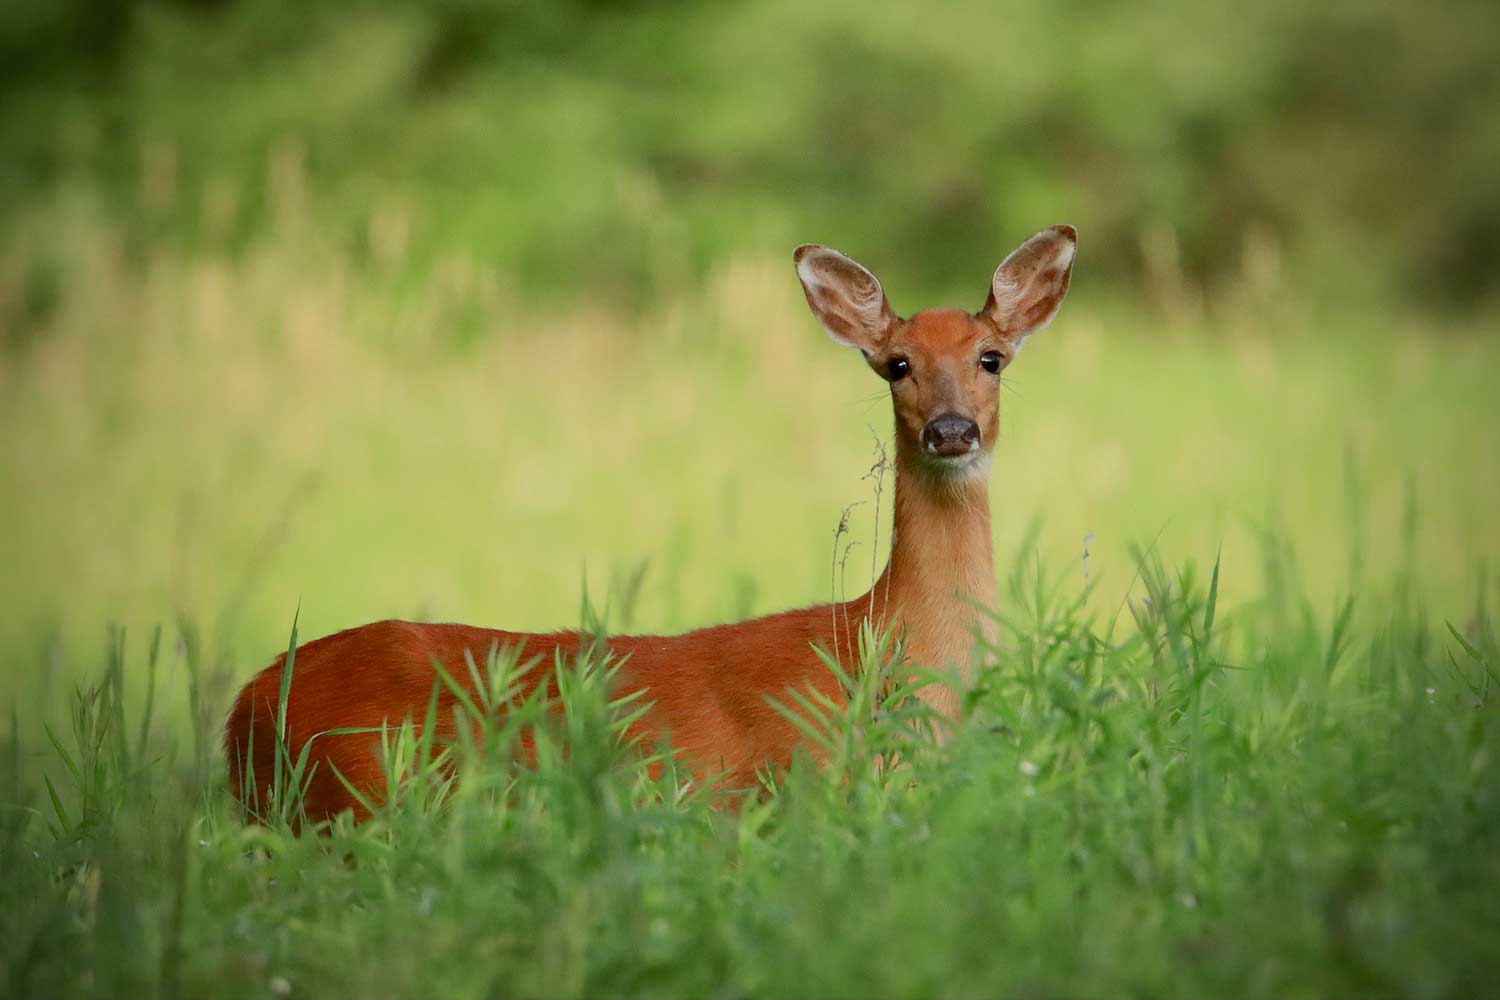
<box><xmin>794</xmin><ymin>244</ymin><xmax>898</xmax><ymax>354</ymax></box>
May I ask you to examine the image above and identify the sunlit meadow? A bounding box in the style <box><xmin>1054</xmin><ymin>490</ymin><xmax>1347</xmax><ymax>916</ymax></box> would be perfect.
<box><xmin>2</xmin><ymin>183</ymin><xmax>1498</xmax><ymax>996</ymax></box>
<box><xmin>5</xmin><ymin>190</ymin><xmax>1496</xmax><ymax>686</ymax></box>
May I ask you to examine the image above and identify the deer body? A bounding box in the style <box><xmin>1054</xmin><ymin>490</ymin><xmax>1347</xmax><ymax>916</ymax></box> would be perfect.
<box><xmin>226</xmin><ymin>227</ymin><xmax>1076</xmax><ymax>823</ymax></box>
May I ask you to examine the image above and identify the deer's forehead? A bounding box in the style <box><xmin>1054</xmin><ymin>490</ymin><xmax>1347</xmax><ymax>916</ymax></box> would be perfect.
<box><xmin>892</xmin><ymin>309</ymin><xmax>992</xmax><ymax>357</ymax></box>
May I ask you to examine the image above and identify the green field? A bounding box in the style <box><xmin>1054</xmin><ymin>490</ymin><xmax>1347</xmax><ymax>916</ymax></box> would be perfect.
<box><xmin>5</xmin><ymin>1</ymin><xmax>1500</xmax><ymax>996</ymax></box>
<box><xmin>3</xmin><ymin>202</ymin><xmax>1499</xmax><ymax>997</ymax></box>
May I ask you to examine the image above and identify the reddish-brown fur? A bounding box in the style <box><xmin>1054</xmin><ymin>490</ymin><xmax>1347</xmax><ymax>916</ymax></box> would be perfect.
<box><xmin>225</xmin><ymin>227</ymin><xmax>1077</xmax><ymax>824</ymax></box>
<box><xmin>227</xmin><ymin>608</ymin><xmax>855</xmax><ymax>821</ymax></box>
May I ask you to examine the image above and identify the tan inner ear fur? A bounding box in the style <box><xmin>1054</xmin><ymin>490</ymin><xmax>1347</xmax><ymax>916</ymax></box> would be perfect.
<box><xmin>793</xmin><ymin>245</ymin><xmax>897</xmax><ymax>353</ymax></box>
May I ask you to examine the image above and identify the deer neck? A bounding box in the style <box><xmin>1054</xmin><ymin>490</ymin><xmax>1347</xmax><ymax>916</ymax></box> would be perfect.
<box><xmin>862</xmin><ymin>441</ymin><xmax>997</xmax><ymax>719</ymax></box>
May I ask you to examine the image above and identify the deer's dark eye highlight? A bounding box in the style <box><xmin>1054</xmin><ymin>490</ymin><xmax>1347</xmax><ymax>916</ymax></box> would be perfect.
<box><xmin>884</xmin><ymin>357</ymin><xmax>911</xmax><ymax>382</ymax></box>
<box><xmin>980</xmin><ymin>350</ymin><xmax>1003</xmax><ymax>374</ymax></box>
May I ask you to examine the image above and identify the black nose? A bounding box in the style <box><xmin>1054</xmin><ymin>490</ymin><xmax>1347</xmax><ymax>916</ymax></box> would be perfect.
<box><xmin>921</xmin><ymin>413</ymin><xmax>980</xmax><ymax>456</ymax></box>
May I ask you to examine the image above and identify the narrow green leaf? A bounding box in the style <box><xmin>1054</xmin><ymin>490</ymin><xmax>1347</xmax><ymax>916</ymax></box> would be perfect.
<box><xmin>43</xmin><ymin>774</ymin><xmax>71</xmax><ymax>835</ymax></box>
<box><xmin>272</xmin><ymin>607</ymin><xmax>301</xmax><ymax>809</ymax></box>
<box><xmin>1203</xmin><ymin>547</ymin><xmax>1222</xmax><ymax>639</ymax></box>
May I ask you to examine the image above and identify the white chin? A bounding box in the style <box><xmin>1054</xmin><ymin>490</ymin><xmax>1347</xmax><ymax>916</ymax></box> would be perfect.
<box><xmin>924</xmin><ymin>450</ymin><xmax>987</xmax><ymax>478</ymax></box>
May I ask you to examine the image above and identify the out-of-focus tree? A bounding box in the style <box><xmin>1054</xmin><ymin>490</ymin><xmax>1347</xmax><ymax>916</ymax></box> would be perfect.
<box><xmin>2</xmin><ymin>0</ymin><xmax>1496</xmax><ymax>311</ymax></box>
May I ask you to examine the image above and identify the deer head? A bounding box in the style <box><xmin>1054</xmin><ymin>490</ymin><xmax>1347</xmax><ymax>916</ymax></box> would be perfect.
<box><xmin>795</xmin><ymin>225</ymin><xmax>1076</xmax><ymax>481</ymax></box>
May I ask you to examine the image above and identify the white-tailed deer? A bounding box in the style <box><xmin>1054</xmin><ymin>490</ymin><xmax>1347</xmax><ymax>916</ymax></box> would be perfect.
<box><xmin>226</xmin><ymin>226</ymin><xmax>1077</xmax><ymax>822</ymax></box>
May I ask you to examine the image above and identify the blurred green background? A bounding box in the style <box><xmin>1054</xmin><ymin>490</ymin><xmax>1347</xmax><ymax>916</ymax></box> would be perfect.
<box><xmin>2</xmin><ymin>0</ymin><xmax>1498</xmax><ymax>701</ymax></box>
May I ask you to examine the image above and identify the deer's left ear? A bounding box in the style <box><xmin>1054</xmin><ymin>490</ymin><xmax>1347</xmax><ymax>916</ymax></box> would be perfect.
<box><xmin>980</xmin><ymin>225</ymin><xmax>1077</xmax><ymax>341</ymax></box>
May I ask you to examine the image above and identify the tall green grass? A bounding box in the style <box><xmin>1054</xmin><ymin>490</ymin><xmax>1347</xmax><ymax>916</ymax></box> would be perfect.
<box><xmin>4</xmin><ymin>533</ymin><xmax>1497</xmax><ymax>998</ymax></box>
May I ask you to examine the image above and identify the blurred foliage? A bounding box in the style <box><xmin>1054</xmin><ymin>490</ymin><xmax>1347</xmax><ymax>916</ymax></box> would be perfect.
<box><xmin>3</xmin><ymin>0</ymin><xmax>1498</xmax><ymax>313</ymax></box>
<box><xmin>2</xmin><ymin>194</ymin><xmax>1496</xmax><ymax>675</ymax></box>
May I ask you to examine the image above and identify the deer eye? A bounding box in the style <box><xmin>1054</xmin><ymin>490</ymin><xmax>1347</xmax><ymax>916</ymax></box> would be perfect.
<box><xmin>980</xmin><ymin>350</ymin><xmax>1003</xmax><ymax>374</ymax></box>
<box><xmin>884</xmin><ymin>356</ymin><xmax>911</xmax><ymax>382</ymax></box>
